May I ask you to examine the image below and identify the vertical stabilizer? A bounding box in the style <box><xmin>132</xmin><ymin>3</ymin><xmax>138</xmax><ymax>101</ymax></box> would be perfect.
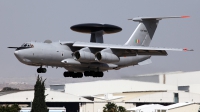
<box><xmin>125</xmin><ymin>16</ymin><xmax>189</xmax><ymax>46</ymax></box>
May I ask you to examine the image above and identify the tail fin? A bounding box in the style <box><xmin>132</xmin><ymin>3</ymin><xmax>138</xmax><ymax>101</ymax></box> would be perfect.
<box><xmin>125</xmin><ymin>16</ymin><xmax>189</xmax><ymax>46</ymax></box>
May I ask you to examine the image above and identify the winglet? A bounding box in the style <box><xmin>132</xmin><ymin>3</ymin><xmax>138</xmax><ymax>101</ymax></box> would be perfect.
<box><xmin>183</xmin><ymin>48</ymin><xmax>194</xmax><ymax>51</ymax></box>
<box><xmin>181</xmin><ymin>16</ymin><xmax>190</xmax><ymax>18</ymax></box>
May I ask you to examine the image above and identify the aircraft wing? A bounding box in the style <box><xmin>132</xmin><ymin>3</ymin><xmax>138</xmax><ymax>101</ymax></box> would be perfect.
<box><xmin>72</xmin><ymin>42</ymin><xmax>193</xmax><ymax>56</ymax></box>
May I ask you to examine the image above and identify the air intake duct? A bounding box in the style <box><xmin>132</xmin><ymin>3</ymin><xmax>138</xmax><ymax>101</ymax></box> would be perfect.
<box><xmin>95</xmin><ymin>52</ymin><xmax>119</xmax><ymax>63</ymax></box>
<box><xmin>73</xmin><ymin>51</ymin><xmax>95</xmax><ymax>62</ymax></box>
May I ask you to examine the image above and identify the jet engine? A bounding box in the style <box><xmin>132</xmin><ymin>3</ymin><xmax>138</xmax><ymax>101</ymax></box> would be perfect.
<box><xmin>73</xmin><ymin>51</ymin><xmax>95</xmax><ymax>62</ymax></box>
<box><xmin>95</xmin><ymin>52</ymin><xmax>120</xmax><ymax>63</ymax></box>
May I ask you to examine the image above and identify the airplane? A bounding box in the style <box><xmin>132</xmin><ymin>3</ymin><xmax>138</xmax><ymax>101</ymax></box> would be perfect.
<box><xmin>8</xmin><ymin>16</ymin><xmax>193</xmax><ymax>78</ymax></box>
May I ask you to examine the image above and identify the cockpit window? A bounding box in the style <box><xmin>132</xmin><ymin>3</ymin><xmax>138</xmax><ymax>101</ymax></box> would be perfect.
<box><xmin>21</xmin><ymin>43</ymin><xmax>34</xmax><ymax>48</ymax></box>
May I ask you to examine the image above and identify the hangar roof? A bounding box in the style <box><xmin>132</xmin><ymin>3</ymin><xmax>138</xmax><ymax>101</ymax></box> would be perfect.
<box><xmin>156</xmin><ymin>102</ymin><xmax>194</xmax><ymax>110</ymax></box>
<box><xmin>0</xmin><ymin>90</ymin><xmax>92</xmax><ymax>102</ymax></box>
<box><xmin>64</xmin><ymin>79</ymin><xmax>177</xmax><ymax>96</ymax></box>
<box><xmin>92</xmin><ymin>90</ymin><xmax>200</xmax><ymax>103</ymax></box>
<box><xmin>127</xmin><ymin>104</ymin><xmax>164</xmax><ymax>111</ymax></box>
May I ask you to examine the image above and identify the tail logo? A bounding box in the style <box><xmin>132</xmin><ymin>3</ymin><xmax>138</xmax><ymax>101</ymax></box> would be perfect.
<box><xmin>135</xmin><ymin>39</ymin><xmax>140</xmax><ymax>44</ymax></box>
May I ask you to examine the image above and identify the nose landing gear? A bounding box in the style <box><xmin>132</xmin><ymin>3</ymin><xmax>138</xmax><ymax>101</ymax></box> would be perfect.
<box><xmin>37</xmin><ymin>68</ymin><xmax>47</xmax><ymax>73</ymax></box>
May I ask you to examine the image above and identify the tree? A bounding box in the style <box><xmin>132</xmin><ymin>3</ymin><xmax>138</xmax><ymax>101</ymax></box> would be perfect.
<box><xmin>1</xmin><ymin>87</ymin><xmax>19</xmax><ymax>91</ymax></box>
<box><xmin>31</xmin><ymin>75</ymin><xmax>48</xmax><ymax>112</ymax></box>
<box><xmin>103</xmin><ymin>102</ymin><xmax>118</xmax><ymax>112</ymax></box>
<box><xmin>0</xmin><ymin>104</ymin><xmax>20</xmax><ymax>112</ymax></box>
<box><xmin>118</xmin><ymin>106</ymin><xmax>126</xmax><ymax>112</ymax></box>
<box><xmin>103</xmin><ymin>102</ymin><xmax>126</xmax><ymax>112</ymax></box>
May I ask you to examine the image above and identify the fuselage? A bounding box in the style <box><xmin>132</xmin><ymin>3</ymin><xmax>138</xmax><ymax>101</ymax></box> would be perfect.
<box><xmin>14</xmin><ymin>42</ymin><xmax>150</xmax><ymax>72</ymax></box>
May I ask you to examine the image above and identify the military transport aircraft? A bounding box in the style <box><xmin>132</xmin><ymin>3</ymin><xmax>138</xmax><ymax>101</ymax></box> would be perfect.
<box><xmin>8</xmin><ymin>16</ymin><xmax>192</xmax><ymax>78</ymax></box>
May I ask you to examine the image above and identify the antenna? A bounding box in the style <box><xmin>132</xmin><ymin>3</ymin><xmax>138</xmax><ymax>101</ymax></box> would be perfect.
<box><xmin>70</xmin><ymin>23</ymin><xmax>122</xmax><ymax>43</ymax></box>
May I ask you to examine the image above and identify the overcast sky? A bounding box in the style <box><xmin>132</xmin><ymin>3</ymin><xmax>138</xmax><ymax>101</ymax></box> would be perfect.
<box><xmin>0</xmin><ymin>0</ymin><xmax>199</xmax><ymax>84</ymax></box>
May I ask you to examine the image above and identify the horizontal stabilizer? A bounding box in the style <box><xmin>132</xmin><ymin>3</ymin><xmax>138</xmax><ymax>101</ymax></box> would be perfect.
<box><xmin>128</xmin><ymin>16</ymin><xmax>190</xmax><ymax>22</ymax></box>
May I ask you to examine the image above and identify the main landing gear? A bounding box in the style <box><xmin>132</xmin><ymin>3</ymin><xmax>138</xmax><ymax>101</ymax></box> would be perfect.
<box><xmin>63</xmin><ymin>71</ymin><xmax>83</xmax><ymax>78</ymax></box>
<box><xmin>84</xmin><ymin>71</ymin><xmax>104</xmax><ymax>77</ymax></box>
<box><xmin>63</xmin><ymin>71</ymin><xmax>104</xmax><ymax>78</ymax></box>
<box><xmin>37</xmin><ymin>67</ymin><xmax>47</xmax><ymax>73</ymax></box>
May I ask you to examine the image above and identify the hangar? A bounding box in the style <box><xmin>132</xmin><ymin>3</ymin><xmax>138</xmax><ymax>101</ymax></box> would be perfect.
<box><xmin>126</xmin><ymin>103</ymin><xmax>199</xmax><ymax>112</ymax></box>
<box><xmin>126</xmin><ymin>71</ymin><xmax>200</xmax><ymax>94</ymax></box>
<box><xmin>1</xmin><ymin>78</ymin><xmax>200</xmax><ymax>112</ymax></box>
<box><xmin>0</xmin><ymin>89</ymin><xmax>92</xmax><ymax>112</ymax></box>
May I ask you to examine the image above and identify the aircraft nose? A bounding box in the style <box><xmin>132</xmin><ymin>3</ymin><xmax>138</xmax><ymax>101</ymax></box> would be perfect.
<box><xmin>14</xmin><ymin>50</ymin><xmax>22</xmax><ymax>58</ymax></box>
<box><xmin>14</xmin><ymin>50</ymin><xmax>19</xmax><ymax>56</ymax></box>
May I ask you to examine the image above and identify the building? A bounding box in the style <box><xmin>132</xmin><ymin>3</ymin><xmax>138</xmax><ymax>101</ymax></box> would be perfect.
<box><xmin>155</xmin><ymin>102</ymin><xmax>199</xmax><ymax>112</ymax></box>
<box><xmin>50</xmin><ymin>79</ymin><xmax>200</xmax><ymax>112</ymax></box>
<box><xmin>126</xmin><ymin>104</ymin><xmax>164</xmax><ymax>112</ymax></box>
<box><xmin>1</xmin><ymin>72</ymin><xmax>200</xmax><ymax>112</ymax></box>
<box><xmin>126</xmin><ymin>103</ymin><xmax>199</xmax><ymax>112</ymax></box>
<box><xmin>126</xmin><ymin>71</ymin><xmax>200</xmax><ymax>94</ymax></box>
<box><xmin>0</xmin><ymin>89</ymin><xmax>92</xmax><ymax>112</ymax></box>
<box><xmin>63</xmin><ymin>80</ymin><xmax>177</xmax><ymax>96</ymax></box>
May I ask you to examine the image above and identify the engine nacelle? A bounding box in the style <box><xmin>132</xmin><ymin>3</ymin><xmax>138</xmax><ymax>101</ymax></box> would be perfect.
<box><xmin>95</xmin><ymin>52</ymin><xmax>120</xmax><ymax>63</ymax></box>
<box><xmin>73</xmin><ymin>51</ymin><xmax>95</xmax><ymax>62</ymax></box>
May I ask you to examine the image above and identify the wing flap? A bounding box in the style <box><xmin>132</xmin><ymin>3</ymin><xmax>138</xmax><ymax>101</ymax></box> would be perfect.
<box><xmin>73</xmin><ymin>42</ymin><xmax>192</xmax><ymax>56</ymax></box>
<box><xmin>136</xmin><ymin>50</ymin><xmax>168</xmax><ymax>55</ymax></box>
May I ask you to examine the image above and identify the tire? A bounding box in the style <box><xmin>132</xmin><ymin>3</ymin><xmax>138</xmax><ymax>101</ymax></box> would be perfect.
<box><xmin>42</xmin><ymin>68</ymin><xmax>47</xmax><ymax>73</ymax></box>
<box><xmin>37</xmin><ymin>68</ymin><xmax>41</xmax><ymax>73</ymax></box>
<box><xmin>84</xmin><ymin>71</ymin><xmax>90</xmax><ymax>77</ymax></box>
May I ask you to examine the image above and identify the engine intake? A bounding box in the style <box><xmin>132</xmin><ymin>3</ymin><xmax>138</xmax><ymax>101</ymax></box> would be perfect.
<box><xmin>95</xmin><ymin>52</ymin><xmax>119</xmax><ymax>63</ymax></box>
<box><xmin>73</xmin><ymin>51</ymin><xmax>95</xmax><ymax>62</ymax></box>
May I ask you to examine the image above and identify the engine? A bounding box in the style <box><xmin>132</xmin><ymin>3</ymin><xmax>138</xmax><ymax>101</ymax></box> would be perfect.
<box><xmin>95</xmin><ymin>52</ymin><xmax>120</xmax><ymax>63</ymax></box>
<box><xmin>73</xmin><ymin>51</ymin><xmax>95</xmax><ymax>62</ymax></box>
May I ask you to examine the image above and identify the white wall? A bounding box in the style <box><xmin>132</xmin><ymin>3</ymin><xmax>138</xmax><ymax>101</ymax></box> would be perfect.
<box><xmin>159</xmin><ymin>71</ymin><xmax>200</xmax><ymax>85</ymax></box>
<box><xmin>65</xmin><ymin>80</ymin><xmax>177</xmax><ymax>96</ymax></box>
<box><xmin>159</xmin><ymin>71</ymin><xmax>200</xmax><ymax>94</ymax></box>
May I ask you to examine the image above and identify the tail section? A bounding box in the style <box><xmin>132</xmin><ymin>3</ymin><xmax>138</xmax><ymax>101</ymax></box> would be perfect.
<box><xmin>125</xmin><ymin>16</ymin><xmax>189</xmax><ymax>46</ymax></box>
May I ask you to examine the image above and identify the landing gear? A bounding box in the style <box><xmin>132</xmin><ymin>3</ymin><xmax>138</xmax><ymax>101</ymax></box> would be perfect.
<box><xmin>84</xmin><ymin>71</ymin><xmax>104</xmax><ymax>78</ymax></box>
<box><xmin>63</xmin><ymin>71</ymin><xmax>83</xmax><ymax>78</ymax></box>
<box><xmin>37</xmin><ymin>68</ymin><xmax>47</xmax><ymax>73</ymax></box>
<box><xmin>63</xmin><ymin>71</ymin><xmax>103</xmax><ymax>78</ymax></box>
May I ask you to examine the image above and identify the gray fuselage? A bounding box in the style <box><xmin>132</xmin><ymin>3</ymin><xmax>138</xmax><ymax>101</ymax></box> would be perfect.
<box><xmin>14</xmin><ymin>42</ymin><xmax>150</xmax><ymax>72</ymax></box>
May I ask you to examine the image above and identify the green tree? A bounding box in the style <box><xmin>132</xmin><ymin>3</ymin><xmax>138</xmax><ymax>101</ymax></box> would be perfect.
<box><xmin>118</xmin><ymin>106</ymin><xmax>126</xmax><ymax>112</ymax></box>
<box><xmin>103</xmin><ymin>102</ymin><xmax>126</xmax><ymax>112</ymax></box>
<box><xmin>31</xmin><ymin>75</ymin><xmax>48</xmax><ymax>112</ymax></box>
<box><xmin>1</xmin><ymin>87</ymin><xmax>19</xmax><ymax>91</ymax></box>
<box><xmin>103</xmin><ymin>102</ymin><xmax>118</xmax><ymax>112</ymax></box>
<box><xmin>0</xmin><ymin>104</ymin><xmax>20</xmax><ymax>112</ymax></box>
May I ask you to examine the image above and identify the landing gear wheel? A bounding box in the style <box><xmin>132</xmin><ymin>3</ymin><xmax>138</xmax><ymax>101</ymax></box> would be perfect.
<box><xmin>37</xmin><ymin>68</ymin><xmax>47</xmax><ymax>73</ymax></box>
<box><xmin>72</xmin><ymin>72</ymin><xmax>83</xmax><ymax>78</ymax></box>
<box><xmin>93</xmin><ymin>72</ymin><xmax>104</xmax><ymax>78</ymax></box>
<box><xmin>84</xmin><ymin>71</ymin><xmax>91</xmax><ymax>77</ymax></box>
<box><xmin>98</xmin><ymin>72</ymin><xmax>104</xmax><ymax>77</ymax></box>
<box><xmin>42</xmin><ymin>68</ymin><xmax>47</xmax><ymax>73</ymax></box>
<box><xmin>37</xmin><ymin>68</ymin><xmax>41</xmax><ymax>73</ymax></box>
<box><xmin>63</xmin><ymin>71</ymin><xmax>73</xmax><ymax>77</ymax></box>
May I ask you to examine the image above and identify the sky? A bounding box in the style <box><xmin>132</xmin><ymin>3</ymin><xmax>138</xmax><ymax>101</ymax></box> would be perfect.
<box><xmin>0</xmin><ymin>0</ymin><xmax>199</xmax><ymax>84</ymax></box>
